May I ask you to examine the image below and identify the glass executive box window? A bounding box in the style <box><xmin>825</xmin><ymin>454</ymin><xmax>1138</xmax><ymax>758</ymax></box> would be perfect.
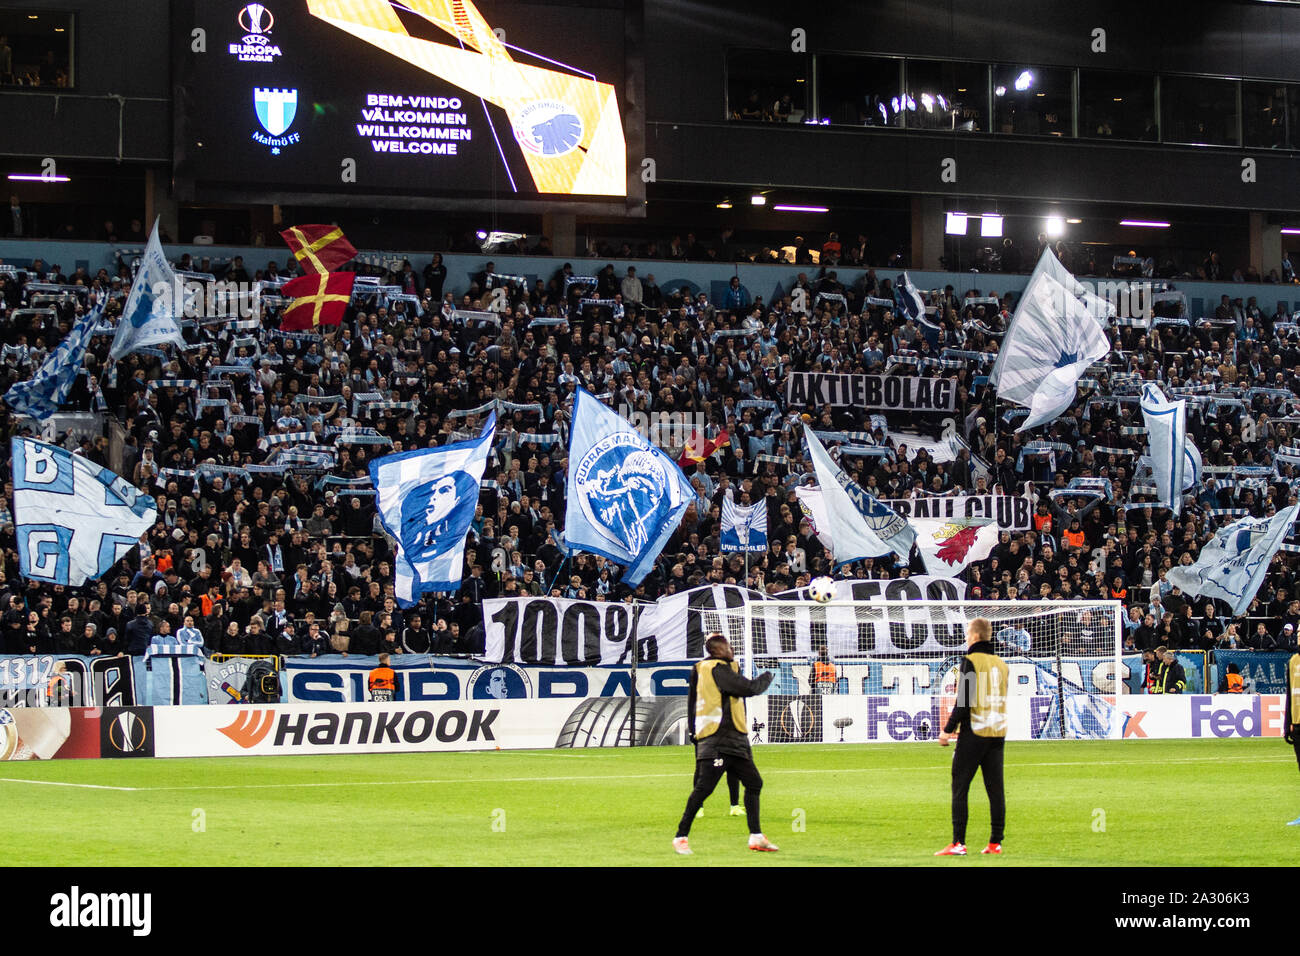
<box><xmin>727</xmin><ymin>50</ymin><xmax>809</xmax><ymax>122</ymax></box>
<box><xmin>906</xmin><ymin>59</ymin><xmax>988</xmax><ymax>132</ymax></box>
<box><xmin>1080</xmin><ymin>70</ymin><xmax>1157</xmax><ymax>141</ymax></box>
<box><xmin>817</xmin><ymin>54</ymin><xmax>902</xmax><ymax>127</ymax></box>
<box><xmin>1242</xmin><ymin>81</ymin><xmax>1292</xmax><ymax>149</ymax></box>
<box><xmin>992</xmin><ymin>64</ymin><xmax>1071</xmax><ymax>137</ymax></box>
<box><xmin>1161</xmin><ymin>75</ymin><xmax>1239</xmax><ymax>146</ymax></box>
<box><xmin>0</xmin><ymin>10</ymin><xmax>73</xmax><ymax>88</ymax></box>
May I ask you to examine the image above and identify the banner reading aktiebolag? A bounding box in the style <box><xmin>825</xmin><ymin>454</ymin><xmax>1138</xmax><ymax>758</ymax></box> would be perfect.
<box><xmin>785</xmin><ymin>373</ymin><xmax>957</xmax><ymax>411</ymax></box>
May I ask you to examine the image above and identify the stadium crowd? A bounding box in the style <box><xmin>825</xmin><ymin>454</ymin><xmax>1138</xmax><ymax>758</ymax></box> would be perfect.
<box><xmin>0</xmin><ymin>234</ymin><xmax>1299</xmax><ymax>663</ymax></box>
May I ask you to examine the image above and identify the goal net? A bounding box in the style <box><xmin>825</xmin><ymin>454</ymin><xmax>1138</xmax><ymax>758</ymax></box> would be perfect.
<box><xmin>698</xmin><ymin>599</ymin><xmax>1126</xmax><ymax>741</ymax></box>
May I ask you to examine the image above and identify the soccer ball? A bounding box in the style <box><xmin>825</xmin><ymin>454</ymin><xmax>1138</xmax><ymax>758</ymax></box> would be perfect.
<box><xmin>808</xmin><ymin>576</ymin><xmax>836</xmax><ymax>603</ymax></box>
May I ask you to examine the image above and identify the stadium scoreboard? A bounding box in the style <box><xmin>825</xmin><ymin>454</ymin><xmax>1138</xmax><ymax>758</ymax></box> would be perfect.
<box><xmin>173</xmin><ymin>0</ymin><xmax>643</xmax><ymax>213</ymax></box>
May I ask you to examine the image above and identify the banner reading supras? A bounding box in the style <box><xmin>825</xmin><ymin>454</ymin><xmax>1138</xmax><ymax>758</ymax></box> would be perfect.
<box><xmin>282</xmin><ymin>655</ymin><xmax>692</xmax><ymax>703</ymax></box>
<box><xmin>785</xmin><ymin>373</ymin><xmax>957</xmax><ymax>411</ymax></box>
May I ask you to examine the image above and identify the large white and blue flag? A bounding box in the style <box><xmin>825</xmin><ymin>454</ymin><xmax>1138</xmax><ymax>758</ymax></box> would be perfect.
<box><xmin>1139</xmin><ymin>383</ymin><xmax>1201</xmax><ymax>516</ymax></box>
<box><xmin>370</xmin><ymin>412</ymin><xmax>495</xmax><ymax>607</ymax></box>
<box><xmin>804</xmin><ymin>428</ymin><xmax>914</xmax><ymax>564</ymax></box>
<box><xmin>5</xmin><ymin>296</ymin><xmax>104</xmax><ymax>421</ymax></box>
<box><xmin>109</xmin><ymin>220</ymin><xmax>186</xmax><ymax>360</ymax></box>
<box><xmin>11</xmin><ymin>437</ymin><xmax>157</xmax><ymax>586</ymax></box>
<box><xmin>565</xmin><ymin>387</ymin><xmax>695</xmax><ymax>587</ymax></box>
<box><xmin>990</xmin><ymin>248</ymin><xmax>1111</xmax><ymax>432</ymax></box>
<box><xmin>1167</xmin><ymin>504</ymin><xmax>1299</xmax><ymax>615</ymax></box>
<box><xmin>720</xmin><ymin>489</ymin><xmax>768</xmax><ymax>553</ymax></box>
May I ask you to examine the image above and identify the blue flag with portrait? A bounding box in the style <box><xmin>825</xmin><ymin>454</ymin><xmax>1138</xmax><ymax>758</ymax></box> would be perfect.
<box><xmin>370</xmin><ymin>413</ymin><xmax>495</xmax><ymax>607</ymax></box>
<box><xmin>565</xmin><ymin>387</ymin><xmax>695</xmax><ymax>587</ymax></box>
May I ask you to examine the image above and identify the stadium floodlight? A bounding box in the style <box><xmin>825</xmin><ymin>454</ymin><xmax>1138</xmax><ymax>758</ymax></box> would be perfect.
<box><xmin>994</xmin><ymin>85</ymin><xmax>1006</xmax><ymax>97</ymax></box>
<box><xmin>750</xmin><ymin>194</ymin><xmax>767</xmax><ymax>206</ymax></box>
<box><xmin>1282</xmin><ymin>227</ymin><xmax>1300</xmax><ymax>235</ymax></box>
<box><xmin>920</xmin><ymin>93</ymin><xmax>934</xmax><ymax>113</ymax></box>
<box><xmin>1014</xmin><ymin>70</ymin><xmax>1033</xmax><ymax>91</ymax></box>
<box><xmin>1067</xmin><ymin>218</ymin><xmax>1083</xmax><ymax>224</ymax></box>
<box><xmin>1119</xmin><ymin>219</ymin><xmax>1171</xmax><ymax>228</ymax></box>
<box><xmin>7</xmin><ymin>174</ymin><xmax>71</xmax><ymax>182</ymax></box>
<box><xmin>773</xmin><ymin>205</ymin><xmax>830</xmax><ymax>213</ymax></box>
<box><xmin>716</xmin><ymin>201</ymin><xmax>733</xmax><ymax>209</ymax></box>
<box><xmin>945</xmin><ymin>212</ymin><xmax>969</xmax><ymax>236</ymax></box>
<box><xmin>980</xmin><ymin>214</ymin><xmax>1003</xmax><ymax>238</ymax></box>
<box><xmin>1045</xmin><ymin>216</ymin><xmax>1066</xmax><ymax>237</ymax></box>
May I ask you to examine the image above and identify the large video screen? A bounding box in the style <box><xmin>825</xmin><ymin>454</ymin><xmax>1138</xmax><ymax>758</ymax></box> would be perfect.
<box><xmin>174</xmin><ymin>0</ymin><xmax>636</xmax><ymax>208</ymax></box>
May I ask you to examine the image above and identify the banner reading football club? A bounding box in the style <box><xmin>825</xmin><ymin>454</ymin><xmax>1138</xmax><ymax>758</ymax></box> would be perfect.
<box><xmin>879</xmin><ymin>485</ymin><xmax>1036</xmax><ymax>531</ymax></box>
<box><xmin>371</xmin><ymin>412</ymin><xmax>495</xmax><ymax>607</ymax></box>
<box><xmin>281</xmin><ymin>271</ymin><xmax>356</xmax><ymax>330</ymax></box>
<box><xmin>279</xmin><ymin>223</ymin><xmax>358</xmax><ymax>273</ymax></box>
<box><xmin>11</xmin><ymin>438</ymin><xmax>157</xmax><ymax>587</ymax></box>
<box><xmin>785</xmin><ymin>373</ymin><xmax>956</xmax><ymax>412</ymax></box>
<box><xmin>109</xmin><ymin>220</ymin><xmax>186</xmax><ymax>360</ymax></box>
<box><xmin>5</xmin><ymin>297</ymin><xmax>104</xmax><ymax>422</ymax></box>
<box><xmin>565</xmin><ymin>387</ymin><xmax>695</xmax><ymax>587</ymax></box>
<box><xmin>1167</xmin><ymin>505</ymin><xmax>1300</xmax><ymax>615</ymax></box>
<box><xmin>804</xmin><ymin>428</ymin><xmax>915</xmax><ymax>563</ymax></box>
<box><xmin>720</xmin><ymin>490</ymin><xmax>768</xmax><ymax>553</ymax></box>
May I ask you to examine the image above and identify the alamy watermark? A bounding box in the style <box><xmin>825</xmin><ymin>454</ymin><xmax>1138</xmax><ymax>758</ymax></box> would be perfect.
<box><xmin>618</xmin><ymin>404</ymin><xmax>706</xmax><ymax>452</ymax></box>
<box><xmin>150</xmin><ymin>278</ymin><xmax>263</xmax><ymax>320</ymax></box>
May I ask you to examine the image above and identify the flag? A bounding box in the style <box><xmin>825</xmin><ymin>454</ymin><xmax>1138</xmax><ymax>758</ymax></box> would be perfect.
<box><xmin>678</xmin><ymin>427</ymin><xmax>730</xmax><ymax>467</ymax></box>
<box><xmin>5</xmin><ymin>296</ymin><xmax>104</xmax><ymax>421</ymax></box>
<box><xmin>370</xmin><ymin>412</ymin><xmax>495</xmax><ymax>607</ymax></box>
<box><xmin>279</xmin><ymin>224</ymin><xmax>358</xmax><ymax>274</ymax></box>
<box><xmin>109</xmin><ymin>220</ymin><xmax>186</xmax><ymax>360</ymax></box>
<box><xmin>281</xmin><ymin>271</ymin><xmax>356</xmax><ymax>330</ymax></box>
<box><xmin>1140</xmin><ymin>383</ymin><xmax>1200</xmax><ymax>516</ymax></box>
<box><xmin>897</xmin><ymin>272</ymin><xmax>925</xmax><ymax>321</ymax></box>
<box><xmin>804</xmin><ymin>429</ymin><xmax>914</xmax><ymax>564</ymax></box>
<box><xmin>11</xmin><ymin>437</ymin><xmax>157</xmax><ymax>586</ymax></box>
<box><xmin>912</xmin><ymin>517</ymin><xmax>1000</xmax><ymax>578</ymax></box>
<box><xmin>720</xmin><ymin>489</ymin><xmax>768</xmax><ymax>553</ymax></box>
<box><xmin>795</xmin><ymin>485</ymin><xmax>835</xmax><ymax>553</ymax></box>
<box><xmin>1167</xmin><ymin>505</ymin><xmax>1300</xmax><ymax>615</ymax></box>
<box><xmin>989</xmin><ymin>248</ymin><xmax>1111</xmax><ymax>432</ymax></box>
<box><xmin>566</xmin><ymin>387</ymin><xmax>695</xmax><ymax>587</ymax></box>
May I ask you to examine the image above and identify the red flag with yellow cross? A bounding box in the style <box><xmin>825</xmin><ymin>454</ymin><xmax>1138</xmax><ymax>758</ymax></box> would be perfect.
<box><xmin>279</xmin><ymin>224</ymin><xmax>358</xmax><ymax>274</ymax></box>
<box><xmin>280</xmin><ymin>271</ymin><xmax>356</xmax><ymax>331</ymax></box>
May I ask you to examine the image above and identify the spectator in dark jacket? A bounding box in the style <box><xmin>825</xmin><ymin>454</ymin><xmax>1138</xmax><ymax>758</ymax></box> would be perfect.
<box><xmin>125</xmin><ymin>605</ymin><xmax>153</xmax><ymax>656</ymax></box>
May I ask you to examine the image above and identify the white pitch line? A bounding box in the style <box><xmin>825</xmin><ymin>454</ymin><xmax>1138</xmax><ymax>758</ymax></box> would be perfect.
<box><xmin>0</xmin><ymin>753</ymin><xmax>1286</xmax><ymax>794</ymax></box>
<box><xmin>0</xmin><ymin>777</ymin><xmax>138</xmax><ymax>791</ymax></box>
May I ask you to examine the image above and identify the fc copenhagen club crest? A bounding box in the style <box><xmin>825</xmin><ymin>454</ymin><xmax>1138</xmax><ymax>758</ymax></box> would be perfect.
<box><xmin>574</xmin><ymin>433</ymin><xmax>676</xmax><ymax>556</ymax></box>
<box><xmin>512</xmin><ymin>101</ymin><xmax>584</xmax><ymax>157</ymax></box>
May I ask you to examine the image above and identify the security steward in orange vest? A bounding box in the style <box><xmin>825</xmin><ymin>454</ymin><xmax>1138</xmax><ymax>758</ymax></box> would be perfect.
<box><xmin>368</xmin><ymin>652</ymin><xmax>397</xmax><ymax>702</ymax></box>
<box><xmin>1216</xmin><ymin>662</ymin><xmax>1244</xmax><ymax>693</ymax></box>
<box><xmin>1286</xmin><ymin>650</ymin><xmax>1300</xmax><ymax>825</ymax></box>
<box><xmin>811</xmin><ymin>647</ymin><xmax>838</xmax><ymax>694</ymax></box>
<box><xmin>936</xmin><ymin>616</ymin><xmax>1008</xmax><ymax>856</ymax></box>
<box><xmin>45</xmin><ymin>662</ymin><xmax>72</xmax><ymax>707</ymax></box>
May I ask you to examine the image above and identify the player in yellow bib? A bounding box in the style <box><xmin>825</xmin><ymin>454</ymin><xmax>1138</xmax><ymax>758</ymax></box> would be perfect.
<box><xmin>1286</xmin><ymin>650</ymin><xmax>1300</xmax><ymax>825</ymax></box>
<box><xmin>936</xmin><ymin>616</ymin><xmax>1008</xmax><ymax>856</ymax></box>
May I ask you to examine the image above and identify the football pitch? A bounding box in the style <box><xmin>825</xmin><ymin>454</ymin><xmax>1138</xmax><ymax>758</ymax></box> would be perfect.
<box><xmin>1</xmin><ymin>738</ymin><xmax>1295</xmax><ymax>866</ymax></box>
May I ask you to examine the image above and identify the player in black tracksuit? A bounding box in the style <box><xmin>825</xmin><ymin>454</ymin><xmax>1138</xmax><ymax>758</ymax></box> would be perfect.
<box><xmin>936</xmin><ymin>618</ymin><xmax>1008</xmax><ymax>856</ymax></box>
<box><xmin>673</xmin><ymin>635</ymin><xmax>777</xmax><ymax>853</ymax></box>
<box><xmin>1286</xmin><ymin>651</ymin><xmax>1300</xmax><ymax>825</ymax></box>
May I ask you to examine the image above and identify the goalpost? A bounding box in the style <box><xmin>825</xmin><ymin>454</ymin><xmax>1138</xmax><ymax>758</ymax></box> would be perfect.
<box><xmin>698</xmin><ymin>599</ymin><xmax>1127</xmax><ymax>741</ymax></box>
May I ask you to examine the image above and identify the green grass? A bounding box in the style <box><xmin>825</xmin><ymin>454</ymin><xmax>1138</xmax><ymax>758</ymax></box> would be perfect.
<box><xmin>1</xmin><ymin>739</ymin><xmax>1296</xmax><ymax>866</ymax></box>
